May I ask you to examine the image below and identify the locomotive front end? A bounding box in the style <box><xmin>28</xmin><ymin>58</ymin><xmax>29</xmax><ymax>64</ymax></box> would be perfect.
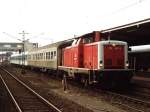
<box><xmin>97</xmin><ymin>40</ymin><xmax>133</xmax><ymax>87</ymax></box>
<box><xmin>98</xmin><ymin>40</ymin><xmax>128</xmax><ymax>70</ymax></box>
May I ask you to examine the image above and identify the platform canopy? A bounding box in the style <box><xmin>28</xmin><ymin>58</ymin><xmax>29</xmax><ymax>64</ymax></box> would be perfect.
<box><xmin>101</xmin><ymin>18</ymin><xmax>150</xmax><ymax>46</ymax></box>
<box><xmin>0</xmin><ymin>42</ymin><xmax>23</xmax><ymax>52</ymax></box>
<box><xmin>0</xmin><ymin>42</ymin><xmax>38</xmax><ymax>52</ymax></box>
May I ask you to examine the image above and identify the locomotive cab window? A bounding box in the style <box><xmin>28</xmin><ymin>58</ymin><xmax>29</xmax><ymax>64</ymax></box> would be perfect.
<box><xmin>83</xmin><ymin>37</ymin><xmax>94</xmax><ymax>44</ymax></box>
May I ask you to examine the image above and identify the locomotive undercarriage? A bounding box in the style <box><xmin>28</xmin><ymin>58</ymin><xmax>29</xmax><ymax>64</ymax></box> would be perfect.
<box><xmin>96</xmin><ymin>70</ymin><xmax>133</xmax><ymax>88</ymax></box>
<box><xmin>58</xmin><ymin>66</ymin><xmax>133</xmax><ymax>88</ymax></box>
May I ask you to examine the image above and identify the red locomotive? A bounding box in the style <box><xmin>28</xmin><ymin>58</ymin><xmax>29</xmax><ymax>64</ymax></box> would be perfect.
<box><xmin>59</xmin><ymin>31</ymin><xmax>133</xmax><ymax>87</ymax></box>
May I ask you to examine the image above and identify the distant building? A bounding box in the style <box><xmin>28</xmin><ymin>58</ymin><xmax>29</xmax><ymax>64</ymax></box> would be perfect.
<box><xmin>0</xmin><ymin>41</ymin><xmax>38</xmax><ymax>63</ymax></box>
<box><xmin>0</xmin><ymin>41</ymin><xmax>38</xmax><ymax>52</ymax></box>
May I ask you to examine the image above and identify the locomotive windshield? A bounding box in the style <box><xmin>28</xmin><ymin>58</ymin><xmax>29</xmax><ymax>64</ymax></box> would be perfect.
<box><xmin>83</xmin><ymin>37</ymin><xmax>94</xmax><ymax>44</ymax></box>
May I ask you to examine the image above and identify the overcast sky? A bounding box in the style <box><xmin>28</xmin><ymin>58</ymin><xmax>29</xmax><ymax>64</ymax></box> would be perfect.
<box><xmin>0</xmin><ymin>0</ymin><xmax>150</xmax><ymax>46</ymax></box>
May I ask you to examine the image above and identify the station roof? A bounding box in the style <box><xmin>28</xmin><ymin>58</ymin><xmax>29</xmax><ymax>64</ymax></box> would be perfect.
<box><xmin>101</xmin><ymin>18</ymin><xmax>150</xmax><ymax>46</ymax></box>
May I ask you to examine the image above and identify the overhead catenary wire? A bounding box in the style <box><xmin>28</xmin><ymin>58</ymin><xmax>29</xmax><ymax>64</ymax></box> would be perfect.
<box><xmin>108</xmin><ymin>0</ymin><xmax>148</xmax><ymax>16</ymax></box>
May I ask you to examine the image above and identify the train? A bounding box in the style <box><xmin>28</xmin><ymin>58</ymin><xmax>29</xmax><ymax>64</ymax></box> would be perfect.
<box><xmin>129</xmin><ymin>50</ymin><xmax>150</xmax><ymax>72</ymax></box>
<box><xmin>10</xmin><ymin>31</ymin><xmax>133</xmax><ymax>87</ymax></box>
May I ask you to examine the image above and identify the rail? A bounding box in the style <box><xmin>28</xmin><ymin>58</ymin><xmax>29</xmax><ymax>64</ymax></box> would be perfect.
<box><xmin>103</xmin><ymin>90</ymin><xmax>150</xmax><ymax>112</ymax></box>
<box><xmin>0</xmin><ymin>68</ymin><xmax>62</xmax><ymax>112</ymax></box>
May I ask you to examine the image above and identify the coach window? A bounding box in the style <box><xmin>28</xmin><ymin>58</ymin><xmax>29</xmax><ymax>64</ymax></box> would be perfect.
<box><xmin>46</xmin><ymin>52</ymin><xmax>48</xmax><ymax>59</ymax></box>
<box><xmin>36</xmin><ymin>54</ymin><xmax>38</xmax><ymax>60</ymax></box>
<box><xmin>43</xmin><ymin>53</ymin><xmax>44</xmax><ymax>60</ymax></box>
<box><xmin>46</xmin><ymin>52</ymin><xmax>48</xmax><ymax>60</ymax></box>
<box><xmin>42</xmin><ymin>53</ymin><xmax>44</xmax><ymax>59</ymax></box>
<box><xmin>36</xmin><ymin>54</ymin><xmax>37</xmax><ymax>60</ymax></box>
<box><xmin>44</xmin><ymin>53</ymin><xmax>45</xmax><ymax>59</ymax></box>
<box><xmin>37</xmin><ymin>54</ymin><xmax>39</xmax><ymax>60</ymax></box>
<box><xmin>44</xmin><ymin>53</ymin><xmax>46</xmax><ymax>60</ymax></box>
<box><xmin>47</xmin><ymin>52</ymin><xmax>49</xmax><ymax>59</ymax></box>
<box><xmin>45</xmin><ymin>53</ymin><xmax>47</xmax><ymax>60</ymax></box>
<box><xmin>48</xmin><ymin>52</ymin><xmax>50</xmax><ymax>59</ymax></box>
<box><xmin>41</xmin><ymin>53</ymin><xmax>43</xmax><ymax>60</ymax></box>
<box><xmin>46</xmin><ymin>53</ymin><xmax>47</xmax><ymax>60</ymax></box>
<box><xmin>51</xmin><ymin>51</ymin><xmax>53</xmax><ymax>59</ymax></box>
<box><xmin>40</xmin><ymin>53</ymin><xmax>42</xmax><ymax>60</ymax></box>
<box><xmin>47</xmin><ymin>52</ymin><xmax>49</xmax><ymax>60</ymax></box>
<box><xmin>54</xmin><ymin>51</ymin><xmax>56</xmax><ymax>59</ymax></box>
<box><xmin>45</xmin><ymin>53</ymin><xmax>46</xmax><ymax>60</ymax></box>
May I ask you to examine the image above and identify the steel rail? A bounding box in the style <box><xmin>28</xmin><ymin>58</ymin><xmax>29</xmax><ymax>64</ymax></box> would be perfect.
<box><xmin>0</xmin><ymin>74</ymin><xmax>22</xmax><ymax>112</ymax></box>
<box><xmin>1</xmin><ymin>68</ymin><xmax>62</xmax><ymax>112</ymax></box>
<box><xmin>105</xmin><ymin>91</ymin><xmax>149</xmax><ymax>112</ymax></box>
<box><xmin>107</xmin><ymin>91</ymin><xmax>150</xmax><ymax>105</ymax></box>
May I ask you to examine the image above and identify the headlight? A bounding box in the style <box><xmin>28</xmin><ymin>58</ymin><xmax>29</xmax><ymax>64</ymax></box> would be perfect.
<box><xmin>100</xmin><ymin>60</ymin><xmax>103</xmax><ymax>67</ymax></box>
<box><xmin>126</xmin><ymin>63</ymin><xmax>129</xmax><ymax>67</ymax></box>
<box><xmin>126</xmin><ymin>61</ymin><xmax>129</xmax><ymax>67</ymax></box>
<box><xmin>100</xmin><ymin>64</ymin><xmax>103</xmax><ymax>67</ymax></box>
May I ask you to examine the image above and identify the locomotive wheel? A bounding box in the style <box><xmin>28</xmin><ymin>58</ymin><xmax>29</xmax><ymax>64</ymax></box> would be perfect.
<box><xmin>84</xmin><ymin>79</ymin><xmax>89</xmax><ymax>87</ymax></box>
<box><xmin>74</xmin><ymin>74</ymin><xmax>82</xmax><ymax>82</ymax></box>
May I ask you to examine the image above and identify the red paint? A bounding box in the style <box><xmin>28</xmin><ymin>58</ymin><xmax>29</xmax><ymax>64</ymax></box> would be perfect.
<box><xmin>104</xmin><ymin>45</ymin><xmax>125</xmax><ymax>69</ymax></box>
<box><xmin>83</xmin><ymin>44</ymin><xmax>98</xmax><ymax>69</ymax></box>
<box><xmin>63</xmin><ymin>45</ymin><xmax>83</xmax><ymax>67</ymax></box>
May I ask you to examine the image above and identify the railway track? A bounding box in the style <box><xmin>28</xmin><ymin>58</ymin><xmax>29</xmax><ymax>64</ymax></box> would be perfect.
<box><xmin>0</xmin><ymin>68</ymin><xmax>62</xmax><ymax>112</ymax></box>
<box><xmin>3</xmin><ymin>65</ymin><xmax>150</xmax><ymax>112</ymax></box>
<box><xmin>65</xmin><ymin>78</ymin><xmax>150</xmax><ymax>112</ymax></box>
<box><xmin>101</xmin><ymin>90</ymin><xmax>150</xmax><ymax>112</ymax></box>
<box><xmin>128</xmin><ymin>88</ymin><xmax>150</xmax><ymax>102</ymax></box>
